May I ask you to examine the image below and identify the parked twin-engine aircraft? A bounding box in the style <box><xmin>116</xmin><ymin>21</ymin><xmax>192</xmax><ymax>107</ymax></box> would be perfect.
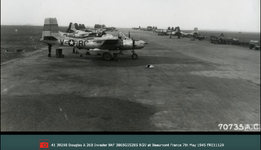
<box><xmin>94</xmin><ymin>24</ymin><xmax>116</xmax><ymax>32</ymax></box>
<box><xmin>168</xmin><ymin>26</ymin><xmax>181</xmax><ymax>38</ymax></box>
<box><xmin>40</xmin><ymin>18</ymin><xmax>147</xmax><ymax>60</ymax></box>
<box><xmin>154</xmin><ymin>27</ymin><xmax>181</xmax><ymax>38</ymax></box>
<box><xmin>62</xmin><ymin>22</ymin><xmax>106</xmax><ymax>38</ymax></box>
<box><xmin>180</xmin><ymin>27</ymin><xmax>199</xmax><ymax>37</ymax></box>
<box><xmin>70</xmin><ymin>23</ymin><xmax>104</xmax><ymax>33</ymax></box>
<box><xmin>154</xmin><ymin>29</ymin><xmax>168</xmax><ymax>35</ymax></box>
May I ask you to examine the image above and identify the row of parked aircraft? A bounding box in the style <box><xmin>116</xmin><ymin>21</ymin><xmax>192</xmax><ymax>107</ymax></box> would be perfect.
<box><xmin>136</xmin><ymin>26</ymin><xmax>207</xmax><ymax>40</ymax></box>
<box><xmin>210</xmin><ymin>34</ymin><xmax>260</xmax><ymax>50</ymax></box>
<box><xmin>155</xmin><ymin>27</ymin><xmax>208</xmax><ymax>40</ymax></box>
<box><xmin>134</xmin><ymin>25</ymin><xmax>259</xmax><ymax>50</ymax></box>
<box><xmin>40</xmin><ymin>18</ymin><xmax>147</xmax><ymax>60</ymax></box>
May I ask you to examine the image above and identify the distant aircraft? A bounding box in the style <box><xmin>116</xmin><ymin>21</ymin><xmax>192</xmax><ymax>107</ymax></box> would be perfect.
<box><xmin>210</xmin><ymin>33</ymin><xmax>237</xmax><ymax>44</ymax></box>
<box><xmin>249</xmin><ymin>40</ymin><xmax>260</xmax><ymax>50</ymax></box>
<box><xmin>94</xmin><ymin>24</ymin><xmax>116</xmax><ymax>32</ymax></box>
<box><xmin>153</xmin><ymin>26</ymin><xmax>181</xmax><ymax>37</ymax></box>
<box><xmin>190</xmin><ymin>27</ymin><xmax>199</xmax><ymax>37</ymax></box>
<box><xmin>180</xmin><ymin>27</ymin><xmax>199</xmax><ymax>37</ymax></box>
<box><xmin>62</xmin><ymin>23</ymin><xmax>100</xmax><ymax>38</ymax></box>
<box><xmin>40</xmin><ymin>18</ymin><xmax>147</xmax><ymax>60</ymax></box>
<box><xmin>154</xmin><ymin>29</ymin><xmax>168</xmax><ymax>35</ymax></box>
<box><xmin>168</xmin><ymin>27</ymin><xmax>181</xmax><ymax>38</ymax></box>
<box><xmin>67</xmin><ymin>22</ymin><xmax>112</xmax><ymax>38</ymax></box>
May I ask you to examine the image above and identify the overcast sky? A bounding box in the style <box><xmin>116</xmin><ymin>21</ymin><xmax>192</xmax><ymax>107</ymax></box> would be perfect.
<box><xmin>1</xmin><ymin>0</ymin><xmax>260</xmax><ymax>32</ymax></box>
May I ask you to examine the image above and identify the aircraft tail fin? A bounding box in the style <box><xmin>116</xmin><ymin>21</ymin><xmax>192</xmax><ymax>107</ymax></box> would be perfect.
<box><xmin>79</xmin><ymin>24</ymin><xmax>82</xmax><ymax>29</ymax></box>
<box><xmin>67</xmin><ymin>22</ymin><xmax>73</xmax><ymax>32</ymax></box>
<box><xmin>193</xmin><ymin>27</ymin><xmax>199</xmax><ymax>35</ymax></box>
<box><xmin>175</xmin><ymin>26</ymin><xmax>180</xmax><ymax>32</ymax></box>
<box><xmin>41</xmin><ymin>18</ymin><xmax>59</xmax><ymax>40</ymax></box>
<box><xmin>74</xmin><ymin>23</ymin><xmax>79</xmax><ymax>30</ymax></box>
<box><xmin>43</xmin><ymin>18</ymin><xmax>59</xmax><ymax>32</ymax></box>
<box><xmin>82</xmin><ymin>24</ymin><xmax>86</xmax><ymax>29</ymax></box>
<box><xmin>70</xmin><ymin>23</ymin><xmax>77</xmax><ymax>31</ymax></box>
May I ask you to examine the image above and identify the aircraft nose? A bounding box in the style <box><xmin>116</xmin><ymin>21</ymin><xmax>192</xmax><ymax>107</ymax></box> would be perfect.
<box><xmin>138</xmin><ymin>40</ymin><xmax>147</xmax><ymax>48</ymax></box>
<box><xmin>141</xmin><ymin>40</ymin><xmax>148</xmax><ymax>46</ymax></box>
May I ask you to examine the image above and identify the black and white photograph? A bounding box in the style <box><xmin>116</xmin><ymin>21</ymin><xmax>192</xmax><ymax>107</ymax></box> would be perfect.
<box><xmin>1</xmin><ymin>0</ymin><xmax>260</xmax><ymax>132</ymax></box>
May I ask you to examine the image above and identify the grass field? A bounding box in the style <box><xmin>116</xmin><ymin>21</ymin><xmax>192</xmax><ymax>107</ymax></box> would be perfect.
<box><xmin>1</xmin><ymin>25</ymin><xmax>69</xmax><ymax>63</ymax></box>
<box><xmin>1</xmin><ymin>25</ymin><xmax>260</xmax><ymax>63</ymax></box>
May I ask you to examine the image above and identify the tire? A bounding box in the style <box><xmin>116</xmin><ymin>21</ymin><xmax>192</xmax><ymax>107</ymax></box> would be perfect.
<box><xmin>48</xmin><ymin>54</ymin><xmax>51</xmax><ymax>57</ymax></box>
<box><xmin>103</xmin><ymin>52</ymin><xmax>112</xmax><ymax>61</ymax></box>
<box><xmin>132</xmin><ymin>53</ymin><xmax>138</xmax><ymax>60</ymax></box>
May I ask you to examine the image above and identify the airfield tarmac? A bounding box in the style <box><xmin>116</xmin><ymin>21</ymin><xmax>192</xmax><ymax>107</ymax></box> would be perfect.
<box><xmin>1</xmin><ymin>29</ymin><xmax>260</xmax><ymax>131</ymax></box>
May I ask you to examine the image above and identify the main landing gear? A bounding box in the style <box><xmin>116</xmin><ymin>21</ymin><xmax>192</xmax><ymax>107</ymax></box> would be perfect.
<box><xmin>131</xmin><ymin>53</ymin><xmax>138</xmax><ymax>60</ymax></box>
<box><xmin>103</xmin><ymin>52</ymin><xmax>113</xmax><ymax>61</ymax></box>
<box><xmin>102</xmin><ymin>51</ymin><xmax>138</xmax><ymax>61</ymax></box>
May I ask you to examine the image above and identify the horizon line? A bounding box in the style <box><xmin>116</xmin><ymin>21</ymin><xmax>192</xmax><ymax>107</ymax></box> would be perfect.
<box><xmin>1</xmin><ymin>24</ymin><xmax>260</xmax><ymax>33</ymax></box>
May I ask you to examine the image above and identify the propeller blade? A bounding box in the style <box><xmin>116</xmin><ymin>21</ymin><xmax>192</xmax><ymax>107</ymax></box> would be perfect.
<box><xmin>132</xmin><ymin>37</ymin><xmax>135</xmax><ymax>50</ymax></box>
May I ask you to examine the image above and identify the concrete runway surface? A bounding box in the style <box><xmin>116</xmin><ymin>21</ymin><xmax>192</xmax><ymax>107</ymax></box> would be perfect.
<box><xmin>1</xmin><ymin>29</ymin><xmax>260</xmax><ymax>131</ymax></box>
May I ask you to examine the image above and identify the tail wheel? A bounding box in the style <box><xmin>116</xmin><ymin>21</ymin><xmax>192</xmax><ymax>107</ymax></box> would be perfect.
<box><xmin>132</xmin><ymin>53</ymin><xmax>138</xmax><ymax>60</ymax></box>
<box><xmin>103</xmin><ymin>52</ymin><xmax>112</xmax><ymax>61</ymax></box>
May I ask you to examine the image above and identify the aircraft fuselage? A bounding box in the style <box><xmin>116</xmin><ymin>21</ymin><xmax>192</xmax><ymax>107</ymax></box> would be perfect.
<box><xmin>40</xmin><ymin>35</ymin><xmax>146</xmax><ymax>50</ymax></box>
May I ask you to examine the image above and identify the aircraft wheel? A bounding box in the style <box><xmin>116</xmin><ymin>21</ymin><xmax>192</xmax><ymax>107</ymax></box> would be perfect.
<box><xmin>132</xmin><ymin>53</ymin><xmax>138</xmax><ymax>60</ymax></box>
<box><xmin>103</xmin><ymin>52</ymin><xmax>112</xmax><ymax>61</ymax></box>
<box><xmin>80</xmin><ymin>55</ymin><xmax>83</xmax><ymax>57</ymax></box>
<box><xmin>48</xmin><ymin>54</ymin><xmax>51</xmax><ymax>57</ymax></box>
